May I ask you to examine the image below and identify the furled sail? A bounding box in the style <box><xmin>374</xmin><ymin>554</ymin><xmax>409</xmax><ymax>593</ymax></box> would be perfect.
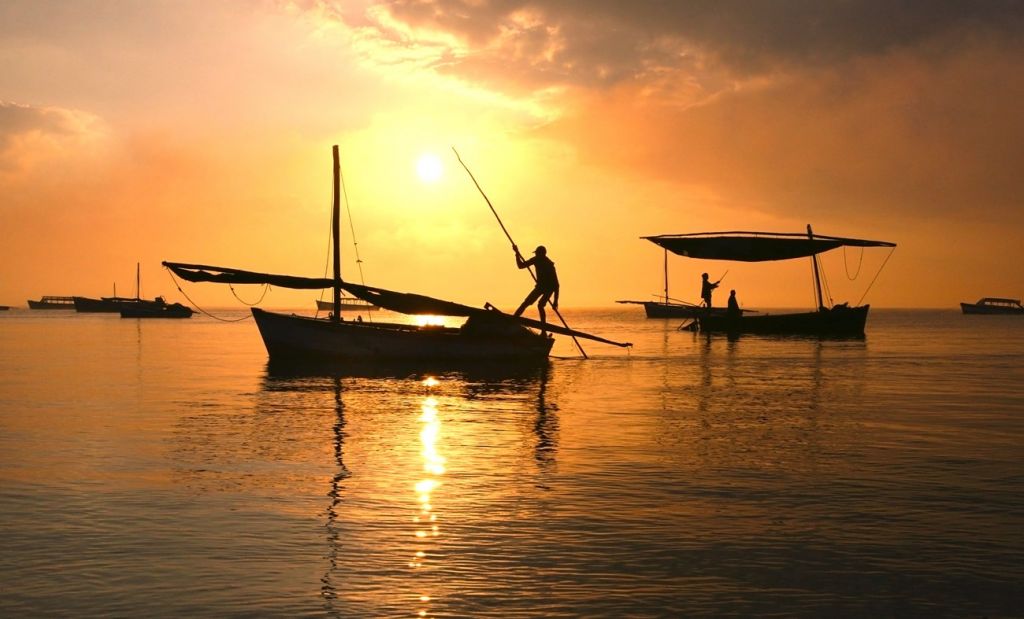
<box><xmin>164</xmin><ymin>262</ymin><xmax>333</xmax><ymax>289</ymax></box>
<box><xmin>643</xmin><ymin>232</ymin><xmax>895</xmax><ymax>262</ymax></box>
<box><xmin>162</xmin><ymin>261</ymin><xmax>631</xmax><ymax>347</ymax></box>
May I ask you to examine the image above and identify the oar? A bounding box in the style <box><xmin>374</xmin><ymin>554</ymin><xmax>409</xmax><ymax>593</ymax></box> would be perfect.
<box><xmin>452</xmin><ymin>147</ymin><xmax>588</xmax><ymax>358</ymax></box>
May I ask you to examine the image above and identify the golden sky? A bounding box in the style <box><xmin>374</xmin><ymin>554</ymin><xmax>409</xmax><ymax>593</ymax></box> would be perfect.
<box><xmin>2</xmin><ymin>1</ymin><xmax>1023</xmax><ymax>309</ymax></box>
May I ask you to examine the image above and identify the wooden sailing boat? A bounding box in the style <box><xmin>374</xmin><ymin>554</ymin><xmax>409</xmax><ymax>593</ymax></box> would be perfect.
<box><xmin>73</xmin><ymin>264</ymin><xmax>168</xmax><ymax>313</ymax></box>
<box><xmin>164</xmin><ymin>146</ymin><xmax>629</xmax><ymax>361</ymax></box>
<box><xmin>617</xmin><ymin>247</ymin><xmax>734</xmax><ymax>318</ymax></box>
<box><xmin>644</xmin><ymin>227</ymin><xmax>896</xmax><ymax>336</ymax></box>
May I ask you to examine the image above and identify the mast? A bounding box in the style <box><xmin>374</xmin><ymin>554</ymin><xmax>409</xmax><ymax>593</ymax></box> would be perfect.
<box><xmin>136</xmin><ymin>262</ymin><xmax>140</xmax><ymax>301</ymax></box>
<box><xmin>663</xmin><ymin>247</ymin><xmax>669</xmax><ymax>305</ymax></box>
<box><xmin>807</xmin><ymin>224</ymin><xmax>824</xmax><ymax>311</ymax></box>
<box><xmin>332</xmin><ymin>145</ymin><xmax>342</xmax><ymax>323</ymax></box>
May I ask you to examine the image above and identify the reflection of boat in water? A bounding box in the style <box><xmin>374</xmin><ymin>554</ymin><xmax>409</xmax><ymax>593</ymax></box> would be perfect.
<box><xmin>644</xmin><ymin>226</ymin><xmax>896</xmax><ymax>336</ymax></box>
<box><xmin>316</xmin><ymin>297</ymin><xmax>378</xmax><ymax>312</ymax></box>
<box><xmin>960</xmin><ymin>297</ymin><xmax>1024</xmax><ymax>315</ymax></box>
<box><xmin>120</xmin><ymin>301</ymin><xmax>193</xmax><ymax>319</ymax></box>
<box><xmin>27</xmin><ymin>296</ymin><xmax>75</xmax><ymax>310</ymax></box>
<box><xmin>164</xmin><ymin>146</ymin><xmax>629</xmax><ymax>362</ymax></box>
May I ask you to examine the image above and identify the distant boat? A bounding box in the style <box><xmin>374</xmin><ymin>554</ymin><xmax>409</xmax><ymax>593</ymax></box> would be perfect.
<box><xmin>644</xmin><ymin>227</ymin><xmax>896</xmax><ymax>336</ymax></box>
<box><xmin>74</xmin><ymin>264</ymin><xmax>171</xmax><ymax>313</ymax></box>
<box><xmin>120</xmin><ymin>302</ymin><xmax>193</xmax><ymax>319</ymax></box>
<box><xmin>27</xmin><ymin>296</ymin><xmax>76</xmax><ymax>310</ymax></box>
<box><xmin>960</xmin><ymin>297</ymin><xmax>1024</xmax><ymax>315</ymax></box>
<box><xmin>315</xmin><ymin>297</ymin><xmax>378</xmax><ymax>312</ymax></box>
<box><xmin>163</xmin><ymin>146</ymin><xmax>630</xmax><ymax>362</ymax></box>
<box><xmin>0</xmin><ymin>305</ymin><xmax>10</xmax><ymax>311</ymax></box>
<box><xmin>618</xmin><ymin>246</ymin><xmax>718</xmax><ymax>318</ymax></box>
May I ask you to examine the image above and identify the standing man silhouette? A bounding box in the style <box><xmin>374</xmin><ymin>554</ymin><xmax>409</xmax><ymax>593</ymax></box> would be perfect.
<box><xmin>513</xmin><ymin>245</ymin><xmax>560</xmax><ymax>329</ymax></box>
<box><xmin>700</xmin><ymin>272</ymin><xmax>719</xmax><ymax>308</ymax></box>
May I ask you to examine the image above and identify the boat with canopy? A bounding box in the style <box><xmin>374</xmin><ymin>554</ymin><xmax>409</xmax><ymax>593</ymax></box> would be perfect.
<box><xmin>643</xmin><ymin>227</ymin><xmax>896</xmax><ymax>336</ymax></box>
<box><xmin>164</xmin><ymin>146</ymin><xmax>630</xmax><ymax>361</ymax></box>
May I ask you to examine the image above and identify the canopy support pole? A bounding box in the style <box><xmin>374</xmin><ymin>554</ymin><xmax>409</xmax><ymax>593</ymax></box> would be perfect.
<box><xmin>453</xmin><ymin>147</ymin><xmax>588</xmax><ymax>358</ymax></box>
<box><xmin>808</xmin><ymin>224</ymin><xmax>824</xmax><ymax>311</ymax></box>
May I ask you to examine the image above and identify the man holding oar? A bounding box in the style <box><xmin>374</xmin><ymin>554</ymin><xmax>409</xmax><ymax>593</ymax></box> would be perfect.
<box><xmin>513</xmin><ymin>244</ymin><xmax>560</xmax><ymax>332</ymax></box>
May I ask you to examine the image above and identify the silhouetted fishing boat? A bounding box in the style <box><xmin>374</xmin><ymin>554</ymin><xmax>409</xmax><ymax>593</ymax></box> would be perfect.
<box><xmin>644</xmin><ymin>227</ymin><xmax>896</xmax><ymax>336</ymax></box>
<box><xmin>315</xmin><ymin>297</ymin><xmax>378</xmax><ymax>312</ymax></box>
<box><xmin>120</xmin><ymin>302</ymin><xmax>193</xmax><ymax>319</ymax></box>
<box><xmin>164</xmin><ymin>146</ymin><xmax>629</xmax><ymax>362</ymax></box>
<box><xmin>617</xmin><ymin>246</ymin><xmax>720</xmax><ymax>318</ymax></box>
<box><xmin>960</xmin><ymin>297</ymin><xmax>1024</xmax><ymax>315</ymax></box>
<box><xmin>74</xmin><ymin>264</ymin><xmax>170</xmax><ymax>313</ymax></box>
<box><xmin>27</xmin><ymin>296</ymin><xmax>75</xmax><ymax>310</ymax></box>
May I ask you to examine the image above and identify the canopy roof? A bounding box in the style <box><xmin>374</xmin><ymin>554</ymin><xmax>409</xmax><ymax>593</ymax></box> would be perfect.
<box><xmin>643</xmin><ymin>231</ymin><xmax>895</xmax><ymax>262</ymax></box>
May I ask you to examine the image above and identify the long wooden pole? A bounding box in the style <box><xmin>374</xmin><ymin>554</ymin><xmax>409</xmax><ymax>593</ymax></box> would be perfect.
<box><xmin>452</xmin><ymin>147</ymin><xmax>588</xmax><ymax>358</ymax></box>
<box><xmin>332</xmin><ymin>146</ymin><xmax>342</xmax><ymax>323</ymax></box>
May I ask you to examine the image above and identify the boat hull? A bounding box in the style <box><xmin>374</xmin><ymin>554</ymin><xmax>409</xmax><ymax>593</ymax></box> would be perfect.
<box><xmin>252</xmin><ymin>308</ymin><xmax>554</xmax><ymax>361</ymax></box>
<box><xmin>120</xmin><ymin>303</ymin><xmax>193</xmax><ymax>319</ymax></box>
<box><xmin>698</xmin><ymin>305</ymin><xmax>870</xmax><ymax>336</ymax></box>
<box><xmin>960</xmin><ymin>303</ymin><xmax>1024</xmax><ymax>315</ymax></box>
<box><xmin>27</xmin><ymin>298</ymin><xmax>75</xmax><ymax>310</ymax></box>
<box><xmin>73</xmin><ymin>296</ymin><xmax>165</xmax><ymax>313</ymax></box>
<box><xmin>643</xmin><ymin>301</ymin><xmax>729</xmax><ymax>319</ymax></box>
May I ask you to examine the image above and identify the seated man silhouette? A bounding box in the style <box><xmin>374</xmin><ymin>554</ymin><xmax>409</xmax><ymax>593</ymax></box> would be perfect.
<box><xmin>513</xmin><ymin>244</ymin><xmax>559</xmax><ymax>330</ymax></box>
<box><xmin>727</xmin><ymin>289</ymin><xmax>741</xmax><ymax>318</ymax></box>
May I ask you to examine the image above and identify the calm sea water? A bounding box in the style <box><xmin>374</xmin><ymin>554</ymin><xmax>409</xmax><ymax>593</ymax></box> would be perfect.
<box><xmin>0</xmin><ymin>307</ymin><xmax>1021</xmax><ymax>617</ymax></box>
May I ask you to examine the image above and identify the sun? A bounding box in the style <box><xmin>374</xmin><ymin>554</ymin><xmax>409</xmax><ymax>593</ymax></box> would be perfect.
<box><xmin>416</xmin><ymin>153</ymin><xmax>443</xmax><ymax>183</ymax></box>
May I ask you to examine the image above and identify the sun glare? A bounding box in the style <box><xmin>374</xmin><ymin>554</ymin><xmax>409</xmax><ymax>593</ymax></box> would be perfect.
<box><xmin>416</xmin><ymin>153</ymin><xmax>443</xmax><ymax>183</ymax></box>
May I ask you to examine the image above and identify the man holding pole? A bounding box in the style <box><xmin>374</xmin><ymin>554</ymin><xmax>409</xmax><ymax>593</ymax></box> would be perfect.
<box><xmin>513</xmin><ymin>245</ymin><xmax>559</xmax><ymax>329</ymax></box>
<box><xmin>700</xmin><ymin>272</ymin><xmax>720</xmax><ymax>308</ymax></box>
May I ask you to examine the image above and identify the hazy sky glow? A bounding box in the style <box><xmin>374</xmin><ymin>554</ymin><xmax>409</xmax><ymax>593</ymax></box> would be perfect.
<box><xmin>2</xmin><ymin>1</ymin><xmax>1023</xmax><ymax>309</ymax></box>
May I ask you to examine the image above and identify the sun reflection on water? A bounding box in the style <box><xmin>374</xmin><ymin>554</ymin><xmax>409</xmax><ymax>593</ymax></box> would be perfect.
<box><xmin>409</xmin><ymin>377</ymin><xmax>446</xmax><ymax>617</ymax></box>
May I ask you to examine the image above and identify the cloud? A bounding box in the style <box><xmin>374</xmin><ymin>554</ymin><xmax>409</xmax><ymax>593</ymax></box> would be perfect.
<box><xmin>0</xmin><ymin>101</ymin><xmax>106</xmax><ymax>174</ymax></box>
<box><xmin>335</xmin><ymin>1</ymin><xmax>1024</xmax><ymax>97</ymax></box>
<box><xmin>325</xmin><ymin>1</ymin><xmax>1024</xmax><ymax>228</ymax></box>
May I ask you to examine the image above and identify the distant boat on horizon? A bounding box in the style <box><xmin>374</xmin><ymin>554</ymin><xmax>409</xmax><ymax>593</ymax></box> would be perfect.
<box><xmin>27</xmin><ymin>296</ymin><xmax>76</xmax><ymax>310</ymax></box>
<box><xmin>74</xmin><ymin>263</ymin><xmax>175</xmax><ymax>313</ymax></box>
<box><xmin>960</xmin><ymin>297</ymin><xmax>1024</xmax><ymax>315</ymax></box>
<box><xmin>315</xmin><ymin>297</ymin><xmax>379</xmax><ymax>313</ymax></box>
<box><xmin>120</xmin><ymin>302</ymin><xmax>193</xmax><ymax>319</ymax></box>
<box><xmin>618</xmin><ymin>245</ymin><xmax>724</xmax><ymax>318</ymax></box>
<box><xmin>0</xmin><ymin>305</ymin><xmax>11</xmax><ymax>311</ymax></box>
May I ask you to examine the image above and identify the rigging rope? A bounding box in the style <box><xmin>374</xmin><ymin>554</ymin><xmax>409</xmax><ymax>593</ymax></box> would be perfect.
<box><xmin>230</xmin><ymin>283</ymin><xmax>270</xmax><ymax>306</ymax></box>
<box><xmin>856</xmin><ymin>246</ymin><xmax>897</xmax><ymax>307</ymax></box>
<box><xmin>843</xmin><ymin>245</ymin><xmax>865</xmax><ymax>280</ymax></box>
<box><xmin>316</xmin><ymin>154</ymin><xmax>374</xmax><ymax>322</ymax></box>
<box><xmin>165</xmin><ymin>268</ymin><xmax>252</xmax><ymax>323</ymax></box>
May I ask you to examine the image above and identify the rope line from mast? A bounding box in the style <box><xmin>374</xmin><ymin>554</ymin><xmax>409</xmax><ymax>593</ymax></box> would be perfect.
<box><xmin>165</xmin><ymin>268</ymin><xmax>252</xmax><ymax>322</ymax></box>
<box><xmin>230</xmin><ymin>283</ymin><xmax>270</xmax><ymax>306</ymax></box>
<box><xmin>843</xmin><ymin>245</ymin><xmax>865</xmax><ymax>280</ymax></box>
<box><xmin>856</xmin><ymin>246</ymin><xmax>896</xmax><ymax>307</ymax></box>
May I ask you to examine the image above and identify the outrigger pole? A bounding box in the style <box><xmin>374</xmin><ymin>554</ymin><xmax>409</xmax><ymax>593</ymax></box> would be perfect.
<box><xmin>452</xmin><ymin>147</ymin><xmax>588</xmax><ymax>359</ymax></box>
